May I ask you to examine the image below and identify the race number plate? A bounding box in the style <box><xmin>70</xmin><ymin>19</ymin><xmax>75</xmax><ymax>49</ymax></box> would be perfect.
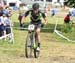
<box><xmin>28</xmin><ymin>24</ymin><xmax>35</xmax><ymax>30</ymax></box>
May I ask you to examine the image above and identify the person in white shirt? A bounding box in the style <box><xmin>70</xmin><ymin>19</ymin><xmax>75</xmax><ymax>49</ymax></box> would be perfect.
<box><xmin>0</xmin><ymin>14</ymin><xmax>6</xmax><ymax>37</ymax></box>
<box><xmin>69</xmin><ymin>7</ymin><xmax>75</xmax><ymax>16</ymax></box>
<box><xmin>3</xmin><ymin>14</ymin><xmax>11</xmax><ymax>34</ymax></box>
<box><xmin>0</xmin><ymin>13</ymin><xmax>11</xmax><ymax>35</ymax></box>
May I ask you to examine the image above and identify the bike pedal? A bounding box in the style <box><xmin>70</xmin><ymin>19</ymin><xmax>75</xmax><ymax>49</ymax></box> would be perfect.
<box><xmin>36</xmin><ymin>47</ymin><xmax>40</xmax><ymax>52</ymax></box>
<box><xmin>27</xmin><ymin>45</ymin><xmax>31</xmax><ymax>47</ymax></box>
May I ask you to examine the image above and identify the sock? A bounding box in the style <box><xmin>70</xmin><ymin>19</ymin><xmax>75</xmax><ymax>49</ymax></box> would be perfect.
<box><xmin>20</xmin><ymin>23</ymin><xmax>22</xmax><ymax>27</ymax></box>
<box><xmin>38</xmin><ymin>43</ymin><xmax>40</xmax><ymax>47</ymax></box>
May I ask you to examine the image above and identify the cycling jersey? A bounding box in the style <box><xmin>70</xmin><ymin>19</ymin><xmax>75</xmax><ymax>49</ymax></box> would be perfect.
<box><xmin>24</xmin><ymin>10</ymin><xmax>46</xmax><ymax>24</ymax></box>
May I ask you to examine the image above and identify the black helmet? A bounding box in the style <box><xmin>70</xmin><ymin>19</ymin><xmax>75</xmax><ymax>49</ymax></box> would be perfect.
<box><xmin>32</xmin><ymin>3</ymin><xmax>39</xmax><ymax>10</ymax></box>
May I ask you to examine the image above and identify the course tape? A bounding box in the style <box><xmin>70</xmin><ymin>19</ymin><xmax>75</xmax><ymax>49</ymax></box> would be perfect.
<box><xmin>54</xmin><ymin>17</ymin><xmax>75</xmax><ymax>42</ymax></box>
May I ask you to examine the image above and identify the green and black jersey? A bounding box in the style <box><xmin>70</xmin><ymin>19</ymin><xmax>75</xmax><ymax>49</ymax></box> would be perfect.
<box><xmin>24</xmin><ymin>10</ymin><xmax>46</xmax><ymax>23</ymax></box>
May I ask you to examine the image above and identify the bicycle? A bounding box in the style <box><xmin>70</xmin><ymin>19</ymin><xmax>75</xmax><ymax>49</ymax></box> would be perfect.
<box><xmin>25</xmin><ymin>24</ymin><xmax>44</xmax><ymax>58</ymax></box>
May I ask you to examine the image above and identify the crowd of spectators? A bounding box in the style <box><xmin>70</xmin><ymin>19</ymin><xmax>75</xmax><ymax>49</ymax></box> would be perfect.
<box><xmin>0</xmin><ymin>6</ymin><xmax>12</xmax><ymax>40</ymax></box>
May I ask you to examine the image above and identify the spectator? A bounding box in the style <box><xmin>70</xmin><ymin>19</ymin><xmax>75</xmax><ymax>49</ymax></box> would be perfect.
<box><xmin>51</xmin><ymin>6</ymin><xmax>59</xmax><ymax>17</ymax></box>
<box><xmin>3</xmin><ymin>14</ymin><xmax>11</xmax><ymax>34</ymax></box>
<box><xmin>64</xmin><ymin>14</ymin><xmax>70</xmax><ymax>24</ymax></box>
<box><xmin>0</xmin><ymin>14</ymin><xmax>6</xmax><ymax>38</ymax></box>
<box><xmin>2</xmin><ymin>6</ymin><xmax>11</xmax><ymax>17</ymax></box>
<box><xmin>18</xmin><ymin>3</ymin><xmax>28</xmax><ymax>28</ymax></box>
<box><xmin>69</xmin><ymin>6</ymin><xmax>75</xmax><ymax>16</ymax></box>
<box><xmin>64</xmin><ymin>13</ymin><xmax>72</xmax><ymax>32</ymax></box>
<box><xmin>0</xmin><ymin>6</ymin><xmax>3</xmax><ymax>16</ymax></box>
<box><xmin>44</xmin><ymin>6</ymin><xmax>48</xmax><ymax>17</ymax></box>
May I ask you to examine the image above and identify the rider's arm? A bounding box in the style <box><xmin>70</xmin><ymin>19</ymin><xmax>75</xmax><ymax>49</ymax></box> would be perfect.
<box><xmin>44</xmin><ymin>17</ymin><xmax>48</xmax><ymax>25</ymax></box>
<box><xmin>21</xmin><ymin>10</ymin><xmax>30</xmax><ymax>24</ymax></box>
<box><xmin>42</xmin><ymin>13</ymin><xmax>48</xmax><ymax>25</ymax></box>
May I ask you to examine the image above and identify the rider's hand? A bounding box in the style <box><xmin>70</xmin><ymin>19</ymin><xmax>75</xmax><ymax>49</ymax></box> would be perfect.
<box><xmin>21</xmin><ymin>16</ymin><xmax>25</xmax><ymax>24</ymax></box>
<box><xmin>44</xmin><ymin>17</ymin><xmax>48</xmax><ymax>25</ymax></box>
<box><xmin>44</xmin><ymin>20</ymin><xmax>48</xmax><ymax>25</ymax></box>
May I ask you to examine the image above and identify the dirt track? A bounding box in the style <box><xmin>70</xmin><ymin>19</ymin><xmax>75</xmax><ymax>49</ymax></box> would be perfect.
<box><xmin>0</xmin><ymin>33</ymin><xmax>75</xmax><ymax>63</ymax></box>
<box><xmin>1</xmin><ymin>41</ymin><xmax>75</xmax><ymax>63</ymax></box>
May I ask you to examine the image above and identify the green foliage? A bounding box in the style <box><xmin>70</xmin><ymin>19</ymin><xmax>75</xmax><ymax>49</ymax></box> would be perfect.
<box><xmin>67</xmin><ymin>0</ymin><xmax>75</xmax><ymax>7</ymax></box>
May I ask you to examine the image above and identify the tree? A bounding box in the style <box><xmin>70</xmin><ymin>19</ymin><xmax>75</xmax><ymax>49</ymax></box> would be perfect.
<box><xmin>67</xmin><ymin>0</ymin><xmax>75</xmax><ymax>7</ymax></box>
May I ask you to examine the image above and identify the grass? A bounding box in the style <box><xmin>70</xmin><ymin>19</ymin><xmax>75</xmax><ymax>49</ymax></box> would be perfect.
<box><xmin>0</xmin><ymin>11</ymin><xmax>75</xmax><ymax>63</ymax></box>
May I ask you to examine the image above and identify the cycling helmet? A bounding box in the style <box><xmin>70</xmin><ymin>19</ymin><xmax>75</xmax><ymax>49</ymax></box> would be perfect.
<box><xmin>32</xmin><ymin>3</ymin><xmax>39</xmax><ymax>10</ymax></box>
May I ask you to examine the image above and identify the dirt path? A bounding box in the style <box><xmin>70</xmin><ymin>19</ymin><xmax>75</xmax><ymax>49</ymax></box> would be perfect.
<box><xmin>0</xmin><ymin>33</ymin><xmax>75</xmax><ymax>63</ymax></box>
<box><xmin>1</xmin><ymin>41</ymin><xmax>75</xmax><ymax>63</ymax></box>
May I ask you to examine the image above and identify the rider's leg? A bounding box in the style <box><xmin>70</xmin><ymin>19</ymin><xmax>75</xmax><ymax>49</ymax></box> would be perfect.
<box><xmin>36</xmin><ymin>28</ymin><xmax>41</xmax><ymax>47</ymax></box>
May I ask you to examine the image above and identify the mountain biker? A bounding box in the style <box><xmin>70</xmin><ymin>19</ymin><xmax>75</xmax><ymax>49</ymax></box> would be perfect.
<box><xmin>22</xmin><ymin>3</ymin><xmax>48</xmax><ymax>51</ymax></box>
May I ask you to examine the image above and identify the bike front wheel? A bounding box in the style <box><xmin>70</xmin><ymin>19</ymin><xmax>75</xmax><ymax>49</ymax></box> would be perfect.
<box><xmin>25</xmin><ymin>33</ymin><xmax>33</xmax><ymax>58</ymax></box>
<box><xmin>34</xmin><ymin>48</ymin><xmax>40</xmax><ymax>58</ymax></box>
<box><xmin>32</xmin><ymin>34</ymin><xmax>40</xmax><ymax>58</ymax></box>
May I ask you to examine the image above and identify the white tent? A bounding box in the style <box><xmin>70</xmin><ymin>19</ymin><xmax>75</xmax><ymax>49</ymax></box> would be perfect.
<box><xmin>7</xmin><ymin>0</ymin><xmax>21</xmax><ymax>7</ymax></box>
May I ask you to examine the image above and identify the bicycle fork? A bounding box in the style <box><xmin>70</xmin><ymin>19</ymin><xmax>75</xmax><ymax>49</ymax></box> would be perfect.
<box><xmin>32</xmin><ymin>32</ymin><xmax>37</xmax><ymax>49</ymax></box>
